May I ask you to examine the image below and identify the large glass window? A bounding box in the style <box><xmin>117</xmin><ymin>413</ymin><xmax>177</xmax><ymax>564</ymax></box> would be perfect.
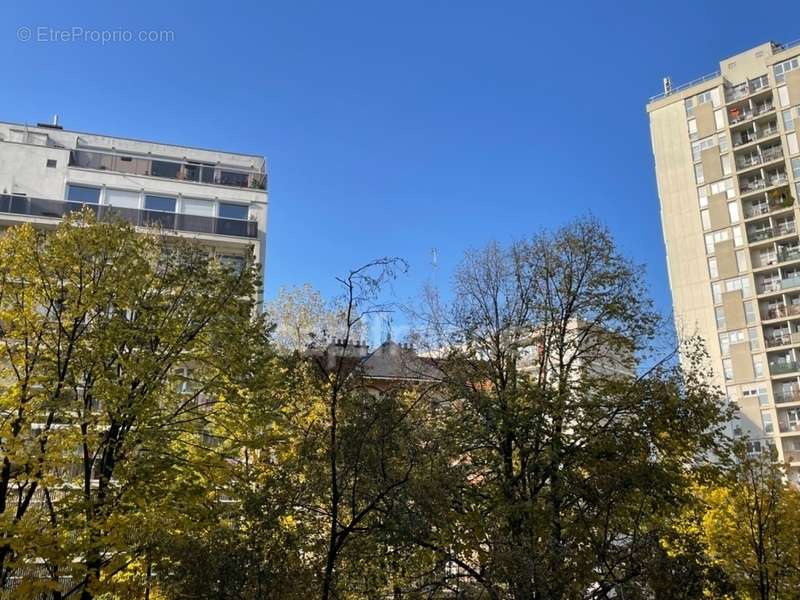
<box><xmin>150</xmin><ymin>160</ymin><xmax>180</xmax><ymax>179</ymax></box>
<box><xmin>144</xmin><ymin>195</ymin><xmax>176</xmax><ymax>212</ymax></box>
<box><xmin>218</xmin><ymin>202</ymin><xmax>248</xmax><ymax>220</ymax></box>
<box><xmin>66</xmin><ymin>185</ymin><xmax>100</xmax><ymax>204</ymax></box>
<box><xmin>774</xmin><ymin>56</ymin><xmax>800</xmax><ymax>84</ymax></box>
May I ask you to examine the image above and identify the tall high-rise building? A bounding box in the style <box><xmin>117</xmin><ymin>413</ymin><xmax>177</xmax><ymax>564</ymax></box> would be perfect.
<box><xmin>648</xmin><ymin>40</ymin><xmax>800</xmax><ymax>479</ymax></box>
<box><xmin>0</xmin><ymin>119</ymin><xmax>268</xmax><ymax>301</ymax></box>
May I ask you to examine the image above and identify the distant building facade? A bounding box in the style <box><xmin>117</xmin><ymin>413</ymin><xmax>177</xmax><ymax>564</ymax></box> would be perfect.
<box><xmin>0</xmin><ymin>119</ymin><xmax>267</xmax><ymax>300</ymax></box>
<box><xmin>648</xmin><ymin>40</ymin><xmax>800</xmax><ymax>479</ymax></box>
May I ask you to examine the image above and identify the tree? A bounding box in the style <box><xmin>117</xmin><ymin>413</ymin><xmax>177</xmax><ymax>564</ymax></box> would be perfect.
<box><xmin>0</xmin><ymin>212</ymin><xmax>267</xmax><ymax>599</ymax></box>
<box><xmin>405</xmin><ymin>217</ymin><xmax>731</xmax><ymax>599</ymax></box>
<box><xmin>696</xmin><ymin>451</ymin><xmax>800</xmax><ymax>599</ymax></box>
<box><xmin>265</xmin><ymin>284</ymin><xmax>367</xmax><ymax>352</ymax></box>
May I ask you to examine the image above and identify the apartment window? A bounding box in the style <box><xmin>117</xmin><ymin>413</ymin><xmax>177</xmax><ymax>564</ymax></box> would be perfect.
<box><xmin>722</xmin><ymin>154</ymin><xmax>732</xmax><ymax>176</ymax></box>
<box><xmin>783</xmin><ymin>109</ymin><xmax>795</xmax><ymax>132</ymax></box>
<box><xmin>744</xmin><ymin>300</ymin><xmax>756</xmax><ymax>324</ymax></box>
<box><xmin>710</xmin><ymin>178</ymin><xmax>735</xmax><ymax>198</ymax></box>
<box><xmin>723</xmin><ymin>358</ymin><xmax>734</xmax><ymax>381</ymax></box>
<box><xmin>694</xmin><ymin>163</ymin><xmax>705</xmax><ymax>185</ymax></box>
<box><xmin>712</xmin><ymin>282</ymin><xmax>723</xmax><ymax>304</ymax></box>
<box><xmin>747</xmin><ymin>440</ymin><xmax>762</xmax><ymax>455</ymax></box>
<box><xmin>779</xmin><ymin>86</ymin><xmax>791</xmax><ymax>108</ymax></box>
<box><xmin>46</xmin><ymin>159</ymin><xmax>57</xmax><ymax>168</ymax></box>
<box><xmin>218</xmin><ymin>202</ymin><xmax>248</xmax><ymax>220</ymax></box>
<box><xmin>715</xmin><ymin>306</ymin><xmax>727</xmax><ymax>328</ymax></box>
<box><xmin>715</xmin><ymin>110</ymin><xmax>726</xmax><ymax>130</ymax></box>
<box><xmin>753</xmin><ymin>355</ymin><xmax>764</xmax><ymax>377</ymax></box>
<box><xmin>687</xmin><ymin>118</ymin><xmax>698</xmax><ymax>137</ymax></box>
<box><xmin>749</xmin><ymin>327</ymin><xmax>760</xmax><ymax>351</ymax></box>
<box><xmin>733</xmin><ymin>225</ymin><xmax>743</xmax><ymax>247</ymax></box>
<box><xmin>705</xmin><ymin>229</ymin><xmax>730</xmax><ymax>254</ymax></box>
<box><xmin>150</xmin><ymin>160</ymin><xmax>181</xmax><ymax>179</ymax></box>
<box><xmin>786</xmin><ymin>133</ymin><xmax>799</xmax><ymax>157</ymax></box>
<box><xmin>144</xmin><ymin>195</ymin><xmax>176</xmax><ymax>212</ymax></box>
<box><xmin>698</xmin><ymin>186</ymin><xmax>709</xmax><ymax>208</ymax></box>
<box><xmin>692</xmin><ymin>135</ymin><xmax>717</xmax><ymax>162</ymax></box>
<box><xmin>736</xmin><ymin>249</ymin><xmax>748</xmax><ymax>272</ymax></box>
<box><xmin>728</xmin><ymin>201</ymin><xmax>740</xmax><ymax>223</ymax></box>
<box><xmin>774</xmin><ymin>56</ymin><xmax>800</xmax><ymax>84</ymax></box>
<box><xmin>105</xmin><ymin>189</ymin><xmax>140</xmax><ymax>209</ymax></box>
<box><xmin>793</xmin><ymin>157</ymin><xmax>800</xmax><ymax>179</ymax></box>
<box><xmin>701</xmin><ymin>209</ymin><xmax>711</xmax><ymax>230</ymax></box>
<box><xmin>66</xmin><ymin>185</ymin><xmax>100</xmax><ymax>204</ymax></box>
<box><xmin>741</xmin><ymin>387</ymin><xmax>769</xmax><ymax>406</ymax></box>
<box><xmin>181</xmin><ymin>198</ymin><xmax>215</xmax><ymax>217</ymax></box>
<box><xmin>761</xmin><ymin>410</ymin><xmax>775</xmax><ymax>434</ymax></box>
<box><xmin>723</xmin><ymin>275</ymin><xmax>751</xmax><ymax>298</ymax></box>
<box><xmin>219</xmin><ymin>254</ymin><xmax>246</xmax><ymax>273</ymax></box>
<box><xmin>708</xmin><ymin>257</ymin><xmax>719</xmax><ymax>278</ymax></box>
<box><xmin>720</xmin><ymin>330</ymin><xmax>746</xmax><ymax>355</ymax></box>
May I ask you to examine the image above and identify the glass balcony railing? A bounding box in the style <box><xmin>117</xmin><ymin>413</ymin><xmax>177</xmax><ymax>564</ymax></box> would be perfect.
<box><xmin>69</xmin><ymin>150</ymin><xmax>267</xmax><ymax>191</ymax></box>
<box><xmin>782</xmin><ymin>275</ymin><xmax>800</xmax><ymax>290</ymax></box>
<box><xmin>775</xmin><ymin>389</ymin><xmax>800</xmax><ymax>404</ymax></box>
<box><xmin>0</xmin><ymin>195</ymin><xmax>258</xmax><ymax>239</ymax></box>
<box><xmin>769</xmin><ymin>360</ymin><xmax>800</xmax><ymax>375</ymax></box>
<box><xmin>779</xmin><ymin>247</ymin><xmax>800</xmax><ymax>263</ymax></box>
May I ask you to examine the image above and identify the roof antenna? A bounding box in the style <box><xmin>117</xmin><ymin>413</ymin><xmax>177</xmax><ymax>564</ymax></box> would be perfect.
<box><xmin>52</xmin><ymin>114</ymin><xmax>59</xmax><ymax>127</ymax></box>
<box><xmin>662</xmin><ymin>77</ymin><xmax>672</xmax><ymax>95</ymax></box>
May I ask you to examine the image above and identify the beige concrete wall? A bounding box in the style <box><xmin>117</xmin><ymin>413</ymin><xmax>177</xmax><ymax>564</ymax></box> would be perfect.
<box><xmin>722</xmin><ymin>290</ymin><xmax>746</xmax><ymax>330</ymax></box>
<box><xmin>649</xmin><ymin>100</ymin><xmax>724</xmax><ymax>385</ymax></box>
<box><xmin>708</xmin><ymin>193</ymin><xmax>730</xmax><ymax>229</ymax></box>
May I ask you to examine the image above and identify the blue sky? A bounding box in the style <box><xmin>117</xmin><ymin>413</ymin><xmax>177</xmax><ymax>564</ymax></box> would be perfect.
<box><xmin>2</xmin><ymin>0</ymin><xmax>799</xmax><ymax>335</ymax></box>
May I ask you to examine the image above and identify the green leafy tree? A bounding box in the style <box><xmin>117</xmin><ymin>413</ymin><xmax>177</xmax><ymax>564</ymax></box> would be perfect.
<box><xmin>0</xmin><ymin>212</ymin><xmax>267</xmax><ymax>599</ymax></box>
<box><xmin>405</xmin><ymin>217</ymin><xmax>731</xmax><ymax>599</ymax></box>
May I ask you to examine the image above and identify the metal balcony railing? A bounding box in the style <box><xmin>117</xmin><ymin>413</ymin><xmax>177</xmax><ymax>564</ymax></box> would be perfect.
<box><xmin>765</xmin><ymin>304</ymin><xmax>800</xmax><ymax>319</ymax></box>
<box><xmin>749</xmin><ymin>222</ymin><xmax>796</xmax><ymax>242</ymax></box>
<box><xmin>766</xmin><ymin>304</ymin><xmax>800</xmax><ymax>319</ymax></box>
<box><xmin>766</xmin><ymin>332</ymin><xmax>800</xmax><ymax>348</ymax></box>
<box><xmin>69</xmin><ymin>149</ymin><xmax>267</xmax><ymax>191</ymax></box>
<box><xmin>744</xmin><ymin>196</ymin><xmax>794</xmax><ymax>218</ymax></box>
<box><xmin>779</xmin><ymin>247</ymin><xmax>800</xmax><ymax>263</ymax></box>
<box><xmin>0</xmin><ymin>195</ymin><xmax>258</xmax><ymax>239</ymax></box>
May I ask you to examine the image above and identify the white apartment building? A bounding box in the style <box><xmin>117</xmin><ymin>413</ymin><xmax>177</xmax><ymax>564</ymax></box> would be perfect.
<box><xmin>648</xmin><ymin>40</ymin><xmax>800</xmax><ymax>479</ymax></box>
<box><xmin>0</xmin><ymin>118</ymin><xmax>267</xmax><ymax>301</ymax></box>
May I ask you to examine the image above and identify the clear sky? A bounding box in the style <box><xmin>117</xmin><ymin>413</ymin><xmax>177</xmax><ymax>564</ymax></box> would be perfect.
<box><xmin>2</xmin><ymin>0</ymin><xmax>799</xmax><ymax>334</ymax></box>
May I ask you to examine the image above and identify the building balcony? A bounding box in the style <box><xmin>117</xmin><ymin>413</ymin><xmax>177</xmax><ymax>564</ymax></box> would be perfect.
<box><xmin>740</xmin><ymin>173</ymin><xmax>789</xmax><ymax>195</ymax></box>
<box><xmin>766</xmin><ymin>331</ymin><xmax>800</xmax><ymax>348</ymax></box>
<box><xmin>774</xmin><ymin>389</ymin><xmax>800</xmax><ymax>404</ymax></box>
<box><xmin>769</xmin><ymin>360</ymin><xmax>800</xmax><ymax>375</ymax></box>
<box><xmin>0</xmin><ymin>195</ymin><xmax>258</xmax><ymax>239</ymax></box>
<box><xmin>779</xmin><ymin>422</ymin><xmax>800</xmax><ymax>434</ymax></box>
<box><xmin>748</xmin><ymin>221</ymin><xmax>796</xmax><ymax>243</ymax></box>
<box><xmin>725</xmin><ymin>75</ymin><xmax>770</xmax><ymax>103</ymax></box>
<box><xmin>733</xmin><ymin>124</ymin><xmax>781</xmax><ymax>148</ymax></box>
<box><xmin>764</xmin><ymin>303</ymin><xmax>800</xmax><ymax>320</ymax></box>
<box><xmin>68</xmin><ymin>149</ymin><xmax>267</xmax><ymax>191</ymax></box>
<box><xmin>728</xmin><ymin>102</ymin><xmax>776</xmax><ymax>126</ymax></box>
<box><xmin>744</xmin><ymin>193</ymin><xmax>794</xmax><ymax>218</ymax></box>
<box><xmin>736</xmin><ymin>146</ymin><xmax>784</xmax><ymax>171</ymax></box>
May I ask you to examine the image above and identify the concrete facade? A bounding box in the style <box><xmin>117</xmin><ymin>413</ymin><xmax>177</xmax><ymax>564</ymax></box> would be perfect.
<box><xmin>648</xmin><ymin>40</ymin><xmax>800</xmax><ymax>480</ymax></box>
